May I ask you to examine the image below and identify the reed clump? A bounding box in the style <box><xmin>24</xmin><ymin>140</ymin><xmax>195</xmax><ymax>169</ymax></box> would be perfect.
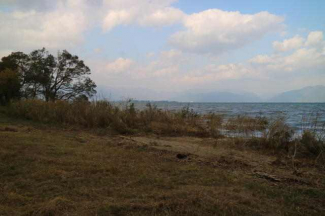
<box><xmin>264</xmin><ymin>117</ymin><xmax>294</xmax><ymax>150</ymax></box>
<box><xmin>6</xmin><ymin>99</ymin><xmax>325</xmax><ymax>161</ymax></box>
<box><xmin>242</xmin><ymin>116</ymin><xmax>325</xmax><ymax>162</ymax></box>
<box><xmin>205</xmin><ymin>113</ymin><xmax>224</xmax><ymax>138</ymax></box>
<box><xmin>300</xmin><ymin>130</ymin><xmax>325</xmax><ymax>159</ymax></box>
<box><xmin>7</xmin><ymin>99</ymin><xmax>209</xmax><ymax>136</ymax></box>
<box><xmin>225</xmin><ymin>115</ymin><xmax>268</xmax><ymax>137</ymax></box>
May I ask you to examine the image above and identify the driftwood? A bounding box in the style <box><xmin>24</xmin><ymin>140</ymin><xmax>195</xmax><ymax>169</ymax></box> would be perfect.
<box><xmin>0</xmin><ymin>127</ymin><xmax>18</xmax><ymax>132</ymax></box>
<box><xmin>254</xmin><ymin>171</ymin><xmax>281</xmax><ymax>182</ymax></box>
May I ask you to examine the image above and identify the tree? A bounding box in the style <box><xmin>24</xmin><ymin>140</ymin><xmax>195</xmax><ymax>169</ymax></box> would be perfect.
<box><xmin>45</xmin><ymin>49</ymin><xmax>97</xmax><ymax>101</ymax></box>
<box><xmin>0</xmin><ymin>69</ymin><xmax>20</xmax><ymax>105</ymax></box>
<box><xmin>0</xmin><ymin>48</ymin><xmax>97</xmax><ymax>102</ymax></box>
<box><xmin>0</xmin><ymin>52</ymin><xmax>30</xmax><ymax>99</ymax></box>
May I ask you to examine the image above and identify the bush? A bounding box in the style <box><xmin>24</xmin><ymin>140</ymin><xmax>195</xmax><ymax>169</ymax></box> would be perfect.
<box><xmin>300</xmin><ymin>130</ymin><xmax>325</xmax><ymax>157</ymax></box>
<box><xmin>264</xmin><ymin>117</ymin><xmax>294</xmax><ymax>150</ymax></box>
<box><xmin>8</xmin><ymin>100</ymin><xmax>208</xmax><ymax>136</ymax></box>
<box><xmin>225</xmin><ymin>115</ymin><xmax>268</xmax><ymax>137</ymax></box>
<box><xmin>206</xmin><ymin>113</ymin><xmax>224</xmax><ymax>138</ymax></box>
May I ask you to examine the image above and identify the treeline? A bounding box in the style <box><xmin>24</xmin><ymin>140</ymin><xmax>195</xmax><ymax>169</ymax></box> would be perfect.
<box><xmin>0</xmin><ymin>48</ymin><xmax>96</xmax><ymax>105</ymax></box>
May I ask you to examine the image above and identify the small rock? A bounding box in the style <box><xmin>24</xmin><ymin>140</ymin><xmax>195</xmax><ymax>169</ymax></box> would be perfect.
<box><xmin>176</xmin><ymin>154</ymin><xmax>188</xmax><ymax>160</ymax></box>
<box><xmin>75</xmin><ymin>137</ymin><xmax>87</xmax><ymax>143</ymax></box>
<box><xmin>4</xmin><ymin>127</ymin><xmax>18</xmax><ymax>132</ymax></box>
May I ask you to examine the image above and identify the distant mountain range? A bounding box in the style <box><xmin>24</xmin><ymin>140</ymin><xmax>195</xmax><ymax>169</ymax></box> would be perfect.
<box><xmin>99</xmin><ymin>85</ymin><xmax>325</xmax><ymax>103</ymax></box>
<box><xmin>269</xmin><ymin>85</ymin><xmax>325</xmax><ymax>103</ymax></box>
<box><xmin>171</xmin><ymin>91</ymin><xmax>262</xmax><ymax>102</ymax></box>
<box><xmin>171</xmin><ymin>86</ymin><xmax>325</xmax><ymax>103</ymax></box>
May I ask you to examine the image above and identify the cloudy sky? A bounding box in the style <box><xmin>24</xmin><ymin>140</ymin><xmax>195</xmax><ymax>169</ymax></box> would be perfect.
<box><xmin>1</xmin><ymin>0</ymin><xmax>325</xmax><ymax>100</ymax></box>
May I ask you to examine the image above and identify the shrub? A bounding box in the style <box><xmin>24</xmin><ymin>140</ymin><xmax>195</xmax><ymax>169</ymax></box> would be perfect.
<box><xmin>8</xmin><ymin>100</ymin><xmax>209</xmax><ymax>136</ymax></box>
<box><xmin>206</xmin><ymin>113</ymin><xmax>224</xmax><ymax>138</ymax></box>
<box><xmin>300</xmin><ymin>130</ymin><xmax>325</xmax><ymax>157</ymax></box>
<box><xmin>264</xmin><ymin>117</ymin><xmax>294</xmax><ymax>150</ymax></box>
<box><xmin>225</xmin><ymin>115</ymin><xmax>268</xmax><ymax>137</ymax></box>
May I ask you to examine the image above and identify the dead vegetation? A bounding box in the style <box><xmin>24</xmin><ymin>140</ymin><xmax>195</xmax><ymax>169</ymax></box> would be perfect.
<box><xmin>5</xmin><ymin>99</ymin><xmax>325</xmax><ymax>162</ymax></box>
<box><xmin>0</xmin><ymin>113</ymin><xmax>325</xmax><ymax>216</ymax></box>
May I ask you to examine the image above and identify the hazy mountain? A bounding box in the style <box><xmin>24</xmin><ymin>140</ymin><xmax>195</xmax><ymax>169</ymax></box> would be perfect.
<box><xmin>269</xmin><ymin>85</ymin><xmax>325</xmax><ymax>102</ymax></box>
<box><xmin>97</xmin><ymin>85</ymin><xmax>325</xmax><ymax>103</ymax></box>
<box><xmin>171</xmin><ymin>91</ymin><xmax>262</xmax><ymax>102</ymax></box>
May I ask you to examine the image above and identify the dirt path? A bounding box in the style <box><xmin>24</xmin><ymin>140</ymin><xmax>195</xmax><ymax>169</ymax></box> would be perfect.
<box><xmin>125</xmin><ymin>136</ymin><xmax>270</xmax><ymax>168</ymax></box>
<box><xmin>119</xmin><ymin>135</ymin><xmax>324</xmax><ymax>189</ymax></box>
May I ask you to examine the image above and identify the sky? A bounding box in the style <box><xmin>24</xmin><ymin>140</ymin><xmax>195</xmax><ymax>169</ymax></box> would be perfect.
<box><xmin>0</xmin><ymin>0</ymin><xmax>325</xmax><ymax>100</ymax></box>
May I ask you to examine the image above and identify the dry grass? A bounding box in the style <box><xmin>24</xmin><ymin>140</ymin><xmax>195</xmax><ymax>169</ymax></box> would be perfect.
<box><xmin>4</xmin><ymin>100</ymin><xmax>325</xmax><ymax>160</ymax></box>
<box><xmin>225</xmin><ymin>115</ymin><xmax>268</xmax><ymax>137</ymax></box>
<box><xmin>7</xmin><ymin>100</ymin><xmax>209</xmax><ymax>136</ymax></box>
<box><xmin>1</xmin><ymin>112</ymin><xmax>325</xmax><ymax>215</ymax></box>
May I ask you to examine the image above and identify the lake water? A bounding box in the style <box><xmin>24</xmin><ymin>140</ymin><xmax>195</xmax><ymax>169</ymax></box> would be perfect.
<box><xmin>131</xmin><ymin>102</ymin><xmax>325</xmax><ymax>132</ymax></box>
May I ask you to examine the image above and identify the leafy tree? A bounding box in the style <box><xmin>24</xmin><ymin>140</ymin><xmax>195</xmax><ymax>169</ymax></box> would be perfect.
<box><xmin>0</xmin><ymin>52</ymin><xmax>30</xmax><ymax>99</ymax></box>
<box><xmin>0</xmin><ymin>69</ymin><xmax>20</xmax><ymax>105</ymax></box>
<box><xmin>45</xmin><ymin>49</ymin><xmax>96</xmax><ymax>101</ymax></box>
<box><xmin>0</xmin><ymin>48</ymin><xmax>97</xmax><ymax>102</ymax></box>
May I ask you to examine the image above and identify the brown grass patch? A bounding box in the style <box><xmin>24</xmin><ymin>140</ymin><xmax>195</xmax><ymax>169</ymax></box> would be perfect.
<box><xmin>1</xmin><ymin>114</ymin><xmax>325</xmax><ymax>215</ymax></box>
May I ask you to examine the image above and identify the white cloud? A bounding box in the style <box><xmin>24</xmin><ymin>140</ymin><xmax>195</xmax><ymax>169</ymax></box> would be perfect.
<box><xmin>252</xmin><ymin>48</ymin><xmax>325</xmax><ymax>72</ymax></box>
<box><xmin>94</xmin><ymin>48</ymin><xmax>102</xmax><ymax>54</ymax></box>
<box><xmin>152</xmin><ymin>66</ymin><xmax>179</xmax><ymax>77</ymax></box>
<box><xmin>103</xmin><ymin>0</ymin><xmax>177</xmax><ymax>9</ymax></box>
<box><xmin>105</xmin><ymin>58</ymin><xmax>135</xmax><ymax>73</ymax></box>
<box><xmin>138</xmin><ymin>7</ymin><xmax>185</xmax><ymax>27</ymax></box>
<box><xmin>103</xmin><ymin>9</ymin><xmax>134</xmax><ymax>31</ymax></box>
<box><xmin>102</xmin><ymin>0</ymin><xmax>185</xmax><ymax>31</ymax></box>
<box><xmin>169</xmin><ymin>9</ymin><xmax>284</xmax><ymax>55</ymax></box>
<box><xmin>249</xmin><ymin>55</ymin><xmax>276</xmax><ymax>64</ymax></box>
<box><xmin>1</xmin><ymin>0</ymin><xmax>284</xmax><ymax>59</ymax></box>
<box><xmin>134</xmin><ymin>49</ymin><xmax>184</xmax><ymax>78</ymax></box>
<box><xmin>253</xmin><ymin>31</ymin><xmax>325</xmax><ymax>72</ymax></box>
<box><xmin>89</xmin><ymin>49</ymin><xmax>186</xmax><ymax>91</ymax></box>
<box><xmin>0</xmin><ymin>0</ymin><xmax>89</xmax><ymax>52</ymax></box>
<box><xmin>160</xmin><ymin>49</ymin><xmax>183</xmax><ymax>59</ymax></box>
<box><xmin>280</xmin><ymin>48</ymin><xmax>325</xmax><ymax>71</ymax></box>
<box><xmin>101</xmin><ymin>2</ymin><xmax>284</xmax><ymax>57</ymax></box>
<box><xmin>273</xmin><ymin>35</ymin><xmax>304</xmax><ymax>52</ymax></box>
<box><xmin>0</xmin><ymin>0</ymin><xmax>57</xmax><ymax>11</ymax></box>
<box><xmin>146</xmin><ymin>52</ymin><xmax>155</xmax><ymax>58</ymax></box>
<box><xmin>90</xmin><ymin>30</ymin><xmax>325</xmax><ymax>95</ymax></box>
<box><xmin>178</xmin><ymin>63</ymin><xmax>260</xmax><ymax>84</ymax></box>
<box><xmin>306</xmin><ymin>31</ymin><xmax>324</xmax><ymax>47</ymax></box>
<box><xmin>97</xmin><ymin>50</ymin><xmax>181</xmax><ymax>82</ymax></box>
<box><xmin>176</xmin><ymin>30</ymin><xmax>325</xmax><ymax>86</ymax></box>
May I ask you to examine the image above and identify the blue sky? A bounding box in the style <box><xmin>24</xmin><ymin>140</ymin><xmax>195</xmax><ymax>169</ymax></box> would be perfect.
<box><xmin>88</xmin><ymin>0</ymin><xmax>325</xmax><ymax>60</ymax></box>
<box><xmin>0</xmin><ymin>0</ymin><xmax>325</xmax><ymax>100</ymax></box>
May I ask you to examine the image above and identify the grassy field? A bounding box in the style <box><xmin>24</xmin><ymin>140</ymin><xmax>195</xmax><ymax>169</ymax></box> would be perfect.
<box><xmin>0</xmin><ymin>111</ymin><xmax>325</xmax><ymax>216</ymax></box>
